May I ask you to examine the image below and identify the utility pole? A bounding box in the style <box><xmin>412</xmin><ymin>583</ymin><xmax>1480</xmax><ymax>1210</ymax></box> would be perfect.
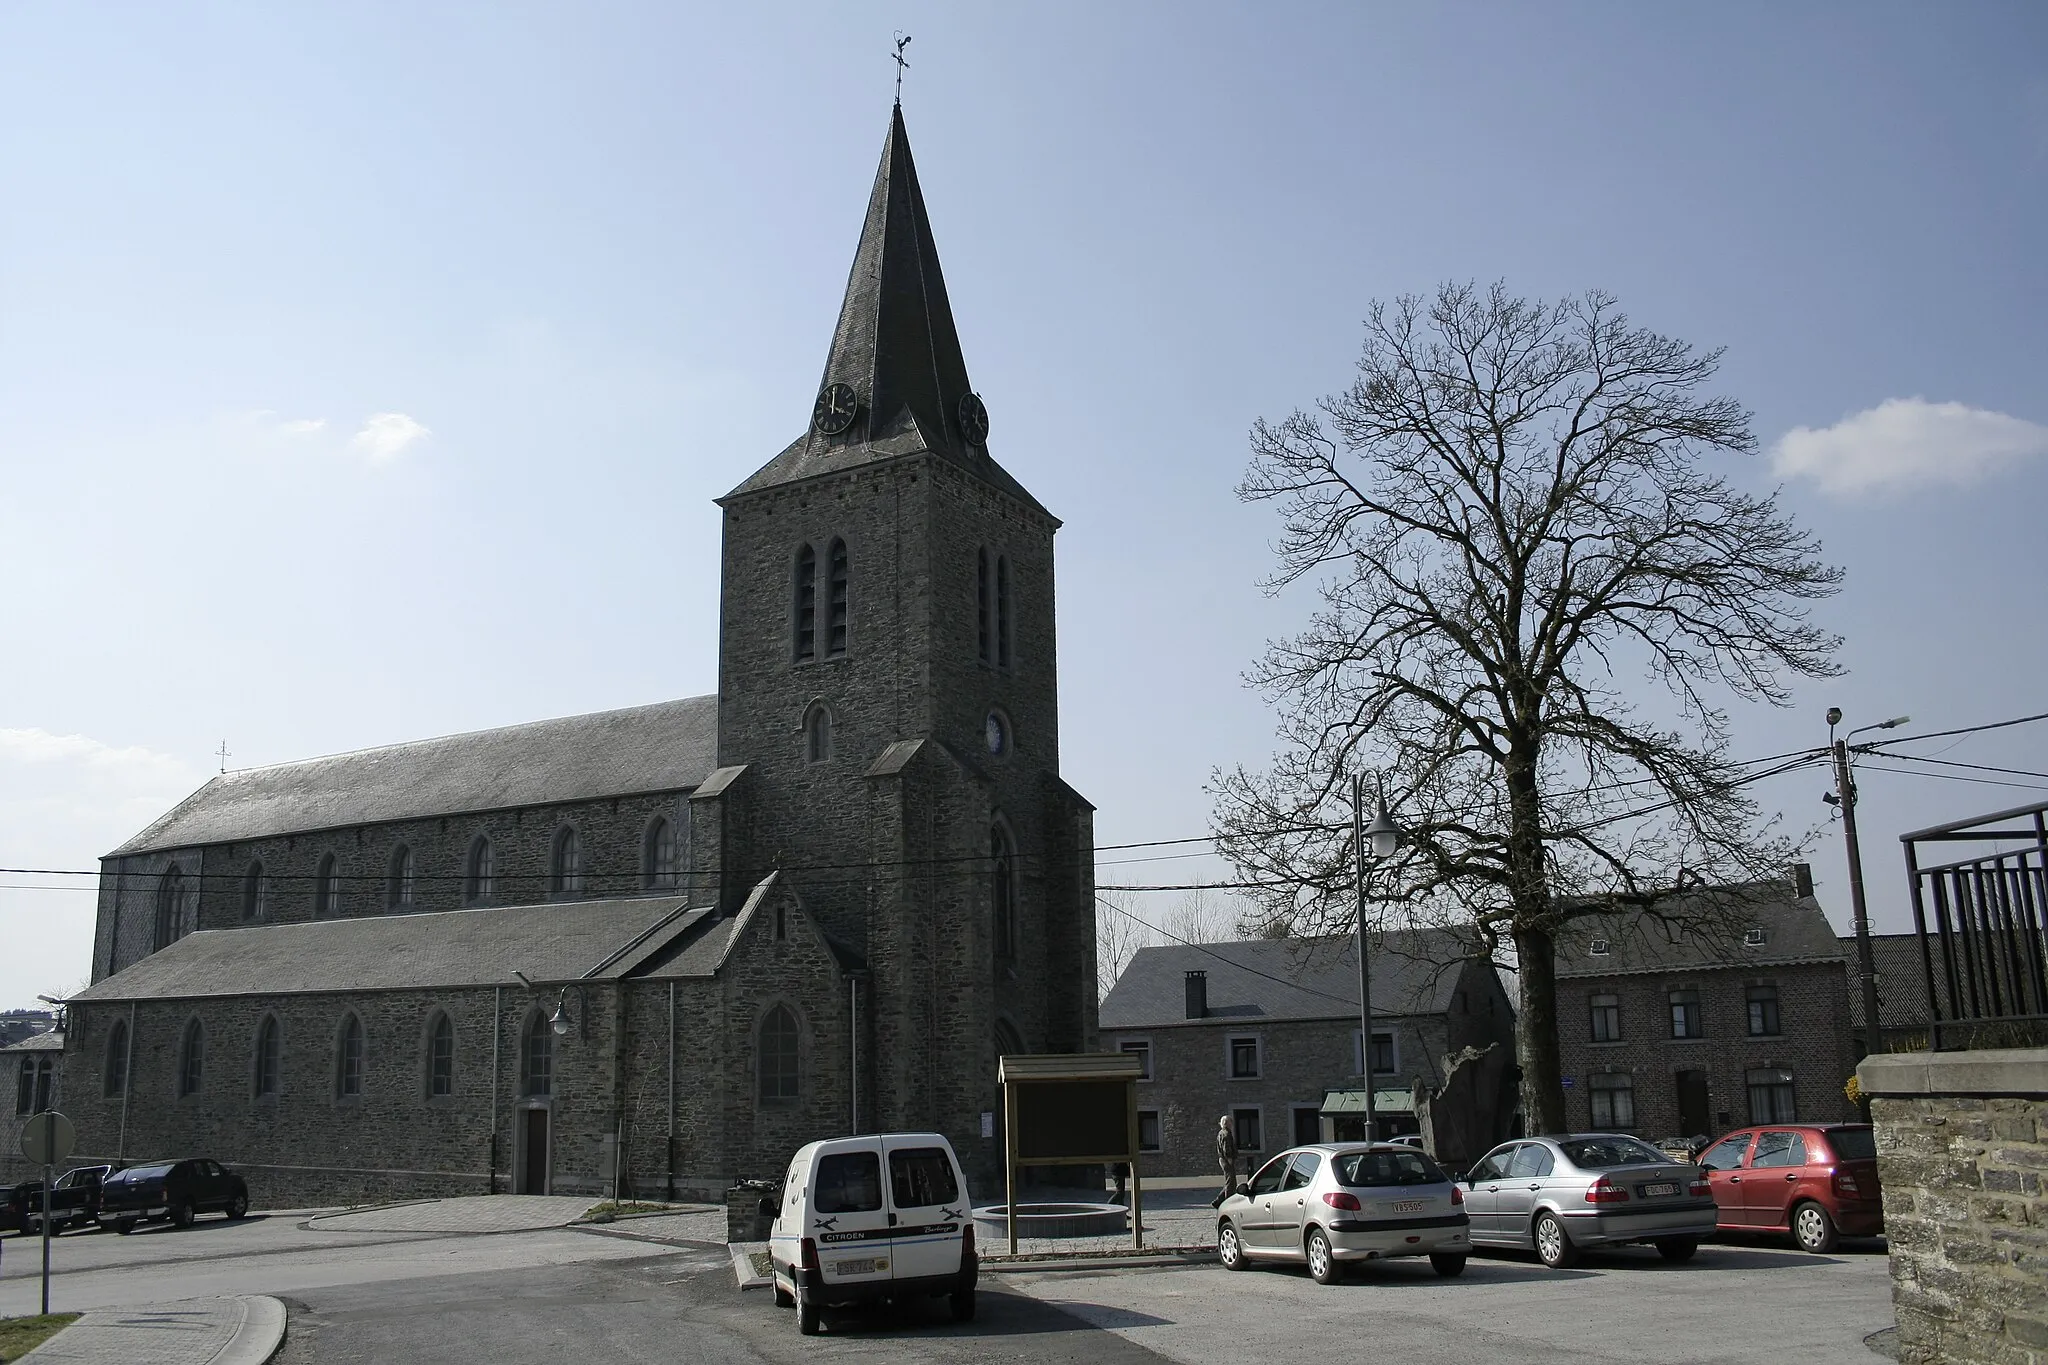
<box><xmin>1352</xmin><ymin>773</ymin><xmax>1376</xmax><ymax>1143</ymax></box>
<box><xmin>1830</xmin><ymin>711</ymin><xmax>1908</xmax><ymax>1055</ymax></box>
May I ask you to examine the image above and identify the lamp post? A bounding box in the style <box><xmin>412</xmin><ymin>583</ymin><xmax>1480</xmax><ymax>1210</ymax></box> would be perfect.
<box><xmin>1826</xmin><ymin>709</ymin><xmax>1909</xmax><ymax>1057</ymax></box>
<box><xmin>1352</xmin><ymin>775</ymin><xmax>1402</xmax><ymax>1143</ymax></box>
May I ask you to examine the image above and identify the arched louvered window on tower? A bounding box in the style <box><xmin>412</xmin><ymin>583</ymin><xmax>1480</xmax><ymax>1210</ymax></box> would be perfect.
<box><xmin>996</xmin><ymin>554</ymin><xmax>1012</xmax><ymax>668</ymax></box>
<box><xmin>991</xmin><ymin>822</ymin><xmax>1017</xmax><ymax>965</ymax></box>
<box><xmin>826</xmin><ymin>539</ymin><xmax>849</xmax><ymax>656</ymax></box>
<box><xmin>977</xmin><ymin>547</ymin><xmax>992</xmax><ymax>663</ymax></box>
<box><xmin>804</xmin><ymin>704</ymin><xmax>833</xmax><ymax>764</ymax></box>
<box><xmin>793</xmin><ymin>544</ymin><xmax>818</xmax><ymax>663</ymax></box>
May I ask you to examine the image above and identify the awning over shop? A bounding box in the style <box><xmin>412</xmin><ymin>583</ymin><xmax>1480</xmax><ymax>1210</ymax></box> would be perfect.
<box><xmin>1321</xmin><ymin>1086</ymin><xmax>1414</xmax><ymax>1117</ymax></box>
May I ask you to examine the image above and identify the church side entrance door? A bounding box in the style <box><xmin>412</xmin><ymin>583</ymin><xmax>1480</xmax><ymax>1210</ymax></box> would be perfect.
<box><xmin>523</xmin><ymin>1109</ymin><xmax>550</xmax><ymax>1194</ymax></box>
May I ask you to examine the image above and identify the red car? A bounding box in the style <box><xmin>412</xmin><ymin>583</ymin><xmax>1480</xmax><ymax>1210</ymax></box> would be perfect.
<box><xmin>1697</xmin><ymin>1124</ymin><xmax>1882</xmax><ymax>1252</ymax></box>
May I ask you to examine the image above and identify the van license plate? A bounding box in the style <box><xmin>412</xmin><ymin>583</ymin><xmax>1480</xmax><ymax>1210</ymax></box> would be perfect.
<box><xmin>1643</xmin><ymin>1182</ymin><xmax>1678</xmax><ymax>1197</ymax></box>
<box><xmin>1391</xmin><ymin>1200</ymin><xmax>1425</xmax><ymax>1213</ymax></box>
<box><xmin>835</xmin><ymin>1259</ymin><xmax>879</xmax><ymax>1276</ymax></box>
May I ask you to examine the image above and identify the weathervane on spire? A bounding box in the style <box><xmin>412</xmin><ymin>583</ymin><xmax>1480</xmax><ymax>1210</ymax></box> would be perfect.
<box><xmin>892</xmin><ymin>32</ymin><xmax>911</xmax><ymax>105</ymax></box>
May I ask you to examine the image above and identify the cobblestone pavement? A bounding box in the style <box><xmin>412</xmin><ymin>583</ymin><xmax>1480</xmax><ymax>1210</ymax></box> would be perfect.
<box><xmin>977</xmin><ymin>1188</ymin><xmax>1218</xmax><ymax>1259</ymax></box>
<box><xmin>17</xmin><ymin>1294</ymin><xmax>284</xmax><ymax>1365</ymax></box>
<box><xmin>305</xmin><ymin>1195</ymin><xmax>593</xmax><ymax>1234</ymax></box>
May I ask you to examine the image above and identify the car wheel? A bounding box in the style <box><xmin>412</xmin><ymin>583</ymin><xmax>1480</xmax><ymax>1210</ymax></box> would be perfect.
<box><xmin>796</xmin><ymin>1293</ymin><xmax>821</xmax><ymax>1336</ymax></box>
<box><xmin>170</xmin><ymin>1200</ymin><xmax>195</xmax><ymax>1229</ymax></box>
<box><xmin>1306</xmin><ymin>1228</ymin><xmax>1343</xmax><ymax>1284</ymax></box>
<box><xmin>950</xmin><ymin>1287</ymin><xmax>976</xmax><ymax>1322</ymax></box>
<box><xmin>115</xmin><ymin>1219</ymin><xmax>136</xmax><ymax>1236</ymax></box>
<box><xmin>1430</xmin><ymin>1253</ymin><xmax>1468</xmax><ymax>1278</ymax></box>
<box><xmin>226</xmin><ymin>1194</ymin><xmax>248</xmax><ymax>1220</ymax></box>
<box><xmin>1533</xmin><ymin>1212</ymin><xmax>1579</xmax><ymax>1269</ymax></box>
<box><xmin>1793</xmin><ymin>1202</ymin><xmax>1838</xmax><ymax>1254</ymax></box>
<box><xmin>1218</xmin><ymin>1221</ymin><xmax>1247</xmax><ymax>1271</ymax></box>
<box><xmin>1656</xmin><ymin>1238</ymin><xmax>1698</xmax><ymax>1263</ymax></box>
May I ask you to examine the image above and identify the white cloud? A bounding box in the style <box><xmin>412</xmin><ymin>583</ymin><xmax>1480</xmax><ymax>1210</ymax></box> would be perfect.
<box><xmin>349</xmin><ymin>411</ymin><xmax>430</xmax><ymax>463</ymax></box>
<box><xmin>1771</xmin><ymin>397</ymin><xmax>2048</xmax><ymax>497</ymax></box>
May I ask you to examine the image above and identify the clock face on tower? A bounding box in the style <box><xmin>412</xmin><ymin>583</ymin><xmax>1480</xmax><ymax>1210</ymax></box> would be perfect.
<box><xmin>957</xmin><ymin>392</ymin><xmax>990</xmax><ymax>446</ymax></box>
<box><xmin>813</xmin><ymin>382</ymin><xmax>859</xmax><ymax>436</ymax></box>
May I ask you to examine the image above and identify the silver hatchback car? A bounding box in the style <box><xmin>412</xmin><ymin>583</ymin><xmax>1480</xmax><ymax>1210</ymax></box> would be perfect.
<box><xmin>1218</xmin><ymin>1144</ymin><xmax>1471</xmax><ymax>1283</ymax></box>
<box><xmin>1461</xmin><ymin>1134</ymin><xmax>1718</xmax><ymax>1268</ymax></box>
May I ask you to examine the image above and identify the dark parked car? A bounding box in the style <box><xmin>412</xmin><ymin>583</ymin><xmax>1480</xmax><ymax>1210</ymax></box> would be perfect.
<box><xmin>1698</xmin><ymin>1124</ymin><xmax>1882</xmax><ymax>1252</ymax></box>
<box><xmin>96</xmin><ymin>1159</ymin><xmax>249</xmax><ymax>1233</ymax></box>
<box><xmin>4</xmin><ymin>1165</ymin><xmax>116</xmax><ymax>1235</ymax></box>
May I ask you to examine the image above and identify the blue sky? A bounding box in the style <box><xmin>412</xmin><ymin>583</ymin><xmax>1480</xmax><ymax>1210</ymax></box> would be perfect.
<box><xmin>3</xmin><ymin>2</ymin><xmax>2046</xmax><ymax>1010</ymax></box>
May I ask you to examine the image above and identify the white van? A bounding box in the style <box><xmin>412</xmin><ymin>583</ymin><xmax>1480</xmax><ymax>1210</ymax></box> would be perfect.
<box><xmin>767</xmin><ymin>1132</ymin><xmax>976</xmax><ymax>1335</ymax></box>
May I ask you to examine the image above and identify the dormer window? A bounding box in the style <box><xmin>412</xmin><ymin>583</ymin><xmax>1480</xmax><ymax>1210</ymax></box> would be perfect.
<box><xmin>1743</xmin><ymin>926</ymin><xmax>1767</xmax><ymax>947</ymax></box>
<box><xmin>1589</xmin><ymin>938</ymin><xmax>1610</xmax><ymax>956</ymax></box>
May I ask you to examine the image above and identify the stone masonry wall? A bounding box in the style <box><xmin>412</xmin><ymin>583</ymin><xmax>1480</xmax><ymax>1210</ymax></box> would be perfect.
<box><xmin>1871</xmin><ymin>1091</ymin><xmax>2048</xmax><ymax>1365</ymax></box>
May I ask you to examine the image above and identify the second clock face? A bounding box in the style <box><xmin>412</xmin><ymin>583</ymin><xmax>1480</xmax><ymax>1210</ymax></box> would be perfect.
<box><xmin>958</xmin><ymin>392</ymin><xmax>990</xmax><ymax>446</ymax></box>
<box><xmin>813</xmin><ymin>382</ymin><xmax>859</xmax><ymax>436</ymax></box>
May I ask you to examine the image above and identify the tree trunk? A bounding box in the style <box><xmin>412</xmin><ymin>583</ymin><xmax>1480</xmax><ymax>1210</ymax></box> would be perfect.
<box><xmin>1513</xmin><ymin>923</ymin><xmax>1566</xmax><ymax>1135</ymax></box>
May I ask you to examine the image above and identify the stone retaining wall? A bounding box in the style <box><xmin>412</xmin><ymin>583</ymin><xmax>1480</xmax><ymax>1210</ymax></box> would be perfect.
<box><xmin>1860</xmin><ymin>1047</ymin><xmax>2048</xmax><ymax>1365</ymax></box>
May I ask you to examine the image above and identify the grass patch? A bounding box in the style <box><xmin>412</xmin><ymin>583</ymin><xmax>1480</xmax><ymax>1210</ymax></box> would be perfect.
<box><xmin>748</xmin><ymin>1249</ymin><xmax>773</xmax><ymax>1278</ymax></box>
<box><xmin>580</xmin><ymin>1200</ymin><xmax>678</xmax><ymax>1223</ymax></box>
<box><xmin>0</xmin><ymin>1313</ymin><xmax>81</xmax><ymax>1363</ymax></box>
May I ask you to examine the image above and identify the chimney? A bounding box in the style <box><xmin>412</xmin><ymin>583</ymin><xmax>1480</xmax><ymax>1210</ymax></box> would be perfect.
<box><xmin>1184</xmin><ymin>970</ymin><xmax>1208</xmax><ymax>1020</ymax></box>
<box><xmin>1792</xmin><ymin>863</ymin><xmax>1814</xmax><ymax>899</ymax></box>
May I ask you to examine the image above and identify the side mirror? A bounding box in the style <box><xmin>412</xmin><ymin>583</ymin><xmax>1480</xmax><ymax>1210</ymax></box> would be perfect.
<box><xmin>1235</xmin><ymin>1182</ymin><xmax>1250</xmax><ymax>1198</ymax></box>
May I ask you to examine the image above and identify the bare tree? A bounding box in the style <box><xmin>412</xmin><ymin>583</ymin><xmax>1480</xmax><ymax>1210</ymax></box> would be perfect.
<box><xmin>1213</xmin><ymin>283</ymin><xmax>1842</xmax><ymax>1134</ymax></box>
<box><xmin>1095</xmin><ymin>886</ymin><xmax>1256</xmax><ymax>1000</ymax></box>
<box><xmin>1096</xmin><ymin>889</ymin><xmax>1147</xmax><ymax>1000</ymax></box>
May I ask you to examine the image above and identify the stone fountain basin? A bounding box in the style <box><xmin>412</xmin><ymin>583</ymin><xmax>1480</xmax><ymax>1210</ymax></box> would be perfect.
<box><xmin>971</xmin><ymin>1202</ymin><xmax>1129</xmax><ymax>1239</ymax></box>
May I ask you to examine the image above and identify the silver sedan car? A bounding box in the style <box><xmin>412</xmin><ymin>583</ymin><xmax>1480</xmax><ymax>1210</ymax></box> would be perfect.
<box><xmin>1217</xmin><ymin>1144</ymin><xmax>1471</xmax><ymax>1283</ymax></box>
<box><xmin>1461</xmin><ymin>1134</ymin><xmax>1719</xmax><ymax>1268</ymax></box>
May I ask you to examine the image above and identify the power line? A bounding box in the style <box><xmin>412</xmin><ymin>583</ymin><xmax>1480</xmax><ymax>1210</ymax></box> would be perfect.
<box><xmin>1855</xmin><ymin>762</ymin><xmax>2048</xmax><ymax>794</ymax></box>
<box><xmin>1864</xmin><ymin>710</ymin><xmax>2048</xmax><ymax>750</ymax></box>
<box><xmin>1855</xmin><ymin>752</ymin><xmax>2048</xmax><ymax>782</ymax></box>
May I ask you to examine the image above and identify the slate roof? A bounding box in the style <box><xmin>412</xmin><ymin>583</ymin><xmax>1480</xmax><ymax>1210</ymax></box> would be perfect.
<box><xmin>68</xmin><ymin>896</ymin><xmax>698</xmax><ymax>1002</ymax></box>
<box><xmin>0</xmin><ymin>1032</ymin><xmax>64</xmax><ymax>1054</ymax></box>
<box><xmin>725</xmin><ymin>105</ymin><xmax>1048</xmax><ymax>519</ymax></box>
<box><xmin>1845</xmin><ymin>932</ymin><xmax>1958</xmax><ymax>1034</ymax></box>
<box><xmin>1554</xmin><ymin>882</ymin><xmax>1847</xmax><ymax>980</ymax></box>
<box><xmin>1098</xmin><ymin>930</ymin><xmax>1484</xmax><ymax>1029</ymax></box>
<box><xmin>109</xmin><ymin>695</ymin><xmax>718</xmax><ymax>856</ymax></box>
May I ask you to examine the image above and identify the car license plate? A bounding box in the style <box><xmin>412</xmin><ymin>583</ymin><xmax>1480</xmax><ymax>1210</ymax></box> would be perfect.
<box><xmin>834</xmin><ymin>1258</ymin><xmax>882</xmax><ymax>1276</ymax></box>
<box><xmin>1390</xmin><ymin>1200</ymin><xmax>1425</xmax><ymax>1213</ymax></box>
<box><xmin>1643</xmin><ymin>1182</ymin><xmax>1678</xmax><ymax>1197</ymax></box>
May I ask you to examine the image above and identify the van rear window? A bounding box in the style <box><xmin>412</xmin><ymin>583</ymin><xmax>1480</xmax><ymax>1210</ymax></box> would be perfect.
<box><xmin>814</xmin><ymin>1152</ymin><xmax>883</xmax><ymax>1214</ymax></box>
<box><xmin>889</xmin><ymin>1148</ymin><xmax>959</xmax><ymax>1207</ymax></box>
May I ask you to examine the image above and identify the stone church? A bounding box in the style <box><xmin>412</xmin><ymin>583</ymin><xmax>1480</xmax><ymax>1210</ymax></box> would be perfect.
<box><xmin>44</xmin><ymin>104</ymin><xmax>1099</xmax><ymax>1205</ymax></box>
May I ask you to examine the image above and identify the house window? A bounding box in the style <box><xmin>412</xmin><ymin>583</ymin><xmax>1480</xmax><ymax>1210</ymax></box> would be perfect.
<box><xmin>1589</xmin><ymin>1072</ymin><xmax>1635</xmax><ymax>1129</ymax></box>
<box><xmin>315</xmin><ymin>854</ymin><xmax>342</xmax><ymax>918</ymax></box>
<box><xmin>1353</xmin><ymin>1030</ymin><xmax>1397</xmax><ymax>1075</ymax></box>
<box><xmin>154</xmin><ymin>864</ymin><xmax>190</xmax><ymax>949</ymax></box>
<box><xmin>804</xmin><ymin>705</ymin><xmax>833</xmax><ymax>764</ymax></box>
<box><xmin>644</xmin><ymin>817</ymin><xmax>680</xmax><ymax>890</ymax></box>
<box><xmin>388</xmin><ymin>845</ymin><xmax>415</xmax><ymax>909</ymax></box>
<box><xmin>15</xmin><ymin>1055</ymin><xmax>53</xmax><ymax>1115</ymax></box>
<box><xmin>1293</xmin><ymin>1105</ymin><xmax>1323</xmax><ymax>1146</ymax></box>
<box><xmin>551</xmin><ymin>827</ymin><xmax>583</xmax><ymax>896</ymax></box>
<box><xmin>1590</xmin><ymin>993</ymin><xmax>1622</xmax><ymax>1042</ymax></box>
<box><xmin>826</xmin><ymin>538</ymin><xmax>849</xmax><ymax>657</ymax></box>
<box><xmin>242</xmin><ymin>861</ymin><xmax>267</xmax><ymax>921</ymax></box>
<box><xmin>1137</xmin><ymin>1110</ymin><xmax>1162</xmax><ymax>1153</ymax></box>
<box><xmin>1668</xmin><ymin>987</ymin><xmax>1703</xmax><ymax>1039</ymax></box>
<box><xmin>991</xmin><ymin>824</ymin><xmax>1017</xmax><ymax>964</ymax></box>
<box><xmin>336</xmin><ymin>1014</ymin><xmax>364</xmax><ymax>1099</ymax></box>
<box><xmin>1231</xmin><ymin>1107</ymin><xmax>1263</xmax><ymax>1152</ymax></box>
<box><xmin>521</xmin><ymin>1013</ymin><xmax>553</xmax><ymax>1097</ymax></box>
<box><xmin>759</xmin><ymin>1005</ymin><xmax>800</xmax><ymax>1103</ymax></box>
<box><xmin>466</xmin><ymin>837</ymin><xmax>494</xmax><ymax>904</ymax></box>
<box><xmin>977</xmin><ymin>548</ymin><xmax>991</xmax><ymax>663</ymax></box>
<box><xmin>427</xmin><ymin>1013</ymin><xmax>454</xmax><ymax>1098</ymax></box>
<box><xmin>1747</xmin><ymin>1068</ymin><xmax>1797</xmax><ymax>1124</ymax></box>
<box><xmin>104</xmin><ymin>1020</ymin><xmax>129</xmax><ymax>1098</ymax></box>
<box><xmin>1747</xmin><ymin>984</ymin><xmax>1781</xmax><ymax>1037</ymax></box>
<box><xmin>253</xmin><ymin>1017</ymin><xmax>281</xmax><ymax>1099</ymax></box>
<box><xmin>1120</xmin><ymin>1039</ymin><xmax>1152</xmax><ymax>1081</ymax></box>
<box><xmin>1229</xmin><ymin>1036</ymin><xmax>1261</xmax><ymax>1079</ymax></box>
<box><xmin>793</xmin><ymin>544</ymin><xmax>817</xmax><ymax>663</ymax></box>
<box><xmin>179</xmin><ymin>1018</ymin><xmax>205</xmax><ymax>1097</ymax></box>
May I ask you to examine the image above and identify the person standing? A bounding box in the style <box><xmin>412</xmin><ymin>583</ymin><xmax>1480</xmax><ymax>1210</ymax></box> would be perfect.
<box><xmin>1212</xmin><ymin>1114</ymin><xmax>1238</xmax><ymax>1207</ymax></box>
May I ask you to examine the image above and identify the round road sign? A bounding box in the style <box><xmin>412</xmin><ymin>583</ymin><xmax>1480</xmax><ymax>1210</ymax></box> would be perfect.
<box><xmin>18</xmin><ymin>1111</ymin><xmax>75</xmax><ymax>1166</ymax></box>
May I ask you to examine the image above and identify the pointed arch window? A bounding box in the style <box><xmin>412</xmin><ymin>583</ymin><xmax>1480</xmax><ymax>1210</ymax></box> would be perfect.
<box><xmin>826</xmin><ymin>538</ymin><xmax>849</xmax><ymax>657</ymax></box>
<box><xmin>242</xmin><ymin>861</ymin><xmax>267</xmax><ymax>921</ymax></box>
<box><xmin>521</xmin><ymin>1012</ymin><xmax>553</xmax><ymax>1096</ymax></box>
<box><xmin>804</xmin><ymin>704</ymin><xmax>833</xmax><ymax>764</ymax></box>
<box><xmin>644</xmin><ymin>817</ymin><xmax>679</xmax><ymax>890</ymax></box>
<box><xmin>759</xmin><ymin>1005</ymin><xmax>800</xmax><ymax>1103</ymax></box>
<box><xmin>178</xmin><ymin>1018</ymin><xmax>205</xmax><ymax>1097</ymax></box>
<box><xmin>104</xmin><ymin>1019</ymin><xmax>130</xmax><ymax>1098</ymax></box>
<box><xmin>793</xmin><ymin>544</ymin><xmax>818</xmax><ymax>663</ymax></box>
<box><xmin>388</xmin><ymin>845</ymin><xmax>416</xmax><ymax>909</ymax></box>
<box><xmin>978</xmin><ymin>548</ymin><xmax>992</xmax><ymax>663</ymax></box>
<box><xmin>427</xmin><ymin>1012</ymin><xmax>455</xmax><ymax>1098</ymax></box>
<box><xmin>15</xmin><ymin>1055</ymin><xmax>54</xmax><ymax>1115</ymax></box>
<box><xmin>466</xmin><ymin>836</ymin><xmax>495</xmax><ymax>905</ymax></box>
<box><xmin>995</xmin><ymin>554</ymin><xmax>1011</xmax><ymax>668</ymax></box>
<box><xmin>154</xmin><ymin>864</ymin><xmax>190</xmax><ymax>949</ymax></box>
<box><xmin>336</xmin><ymin>1014</ymin><xmax>364</xmax><ymax>1099</ymax></box>
<box><xmin>315</xmin><ymin>854</ymin><xmax>342</xmax><ymax>918</ymax></box>
<box><xmin>551</xmin><ymin>827</ymin><xmax>584</xmax><ymax>896</ymax></box>
<box><xmin>254</xmin><ymin>1016</ymin><xmax>281</xmax><ymax>1099</ymax></box>
<box><xmin>991</xmin><ymin>822</ymin><xmax>1017</xmax><ymax>965</ymax></box>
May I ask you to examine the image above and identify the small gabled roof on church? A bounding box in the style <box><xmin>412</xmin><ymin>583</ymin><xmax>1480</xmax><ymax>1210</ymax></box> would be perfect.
<box><xmin>724</xmin><ymin>105</ymin><xmax>1050</xmax><ymax>520</ymax></box>
<box><xmin>108</xmin><ymin>695</ymin><xmax>718</xmax><ymax>857</ymax></box>
<box><xmin>69</xmin><ymin>896</ymin><xmax>698</xmax><ymax>1001</ymax></box>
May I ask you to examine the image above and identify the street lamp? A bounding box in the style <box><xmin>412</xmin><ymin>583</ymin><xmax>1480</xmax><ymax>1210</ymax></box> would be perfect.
<box><xmin>1352</xmin><ymin>777</ymin><xmax>1403</xmax><ymax>1144</ymax></box>
<box><xmin>1827</xmin><ymin>710</ymin><xmax>1909</xmax><ymax>1061</ymax></box>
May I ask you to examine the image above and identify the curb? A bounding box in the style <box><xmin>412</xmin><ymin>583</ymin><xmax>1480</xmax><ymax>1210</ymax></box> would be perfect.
<box><xmin>730</xmin><ymin>1241</ymin><xmax>771</xmax><ymax>1290</ymax></box>
<box><xmin>17</xmin><ymin>1294</ymin><xmax>287</xmax><ymax>1365</ymax></box>
<box><xmin>980</xmin><ymin>1251</ymin><xmax>1214</xmax><ymax>1273</ymax></box>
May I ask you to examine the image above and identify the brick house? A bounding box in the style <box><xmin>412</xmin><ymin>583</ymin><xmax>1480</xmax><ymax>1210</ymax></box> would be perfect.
<box><xmin>1099</xmin><ymin>932</ymin><xmax>1517</xmax><ymax>1178</ymax></box>
<box><xmin>15</xmin><ymin>104</ymin><xmax>1099</xmax><ymax>1203</ymax></box>
<box><xmin>1554</xmin><ymin>876</ymin><xmax>1860</xmax><ymax>1143</ymax></box>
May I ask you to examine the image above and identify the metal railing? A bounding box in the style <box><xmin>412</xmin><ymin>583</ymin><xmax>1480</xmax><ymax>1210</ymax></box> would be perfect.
<box><xmin>1902</xmin><ymin>800</ymin><xmax>2048</xmax><ymax>1050</ymax></box>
